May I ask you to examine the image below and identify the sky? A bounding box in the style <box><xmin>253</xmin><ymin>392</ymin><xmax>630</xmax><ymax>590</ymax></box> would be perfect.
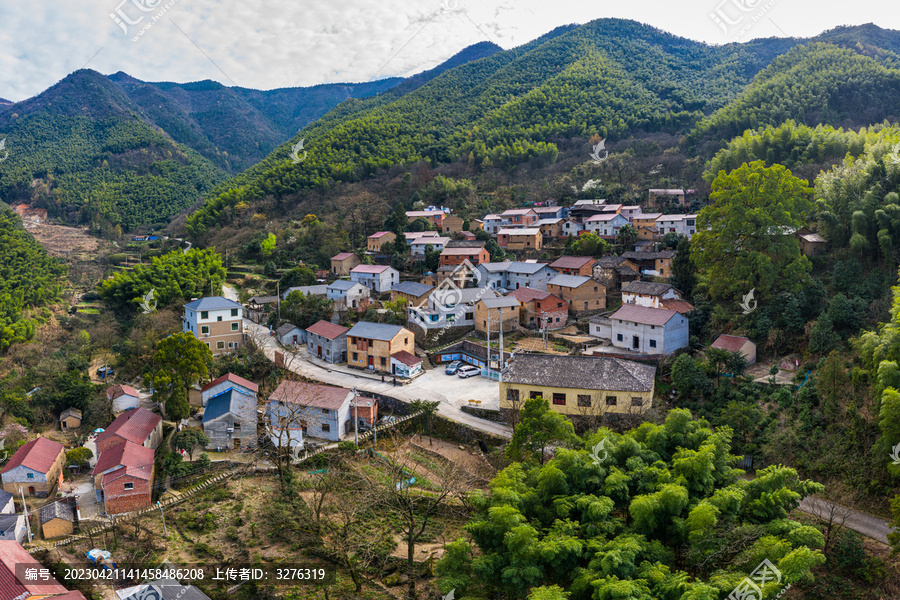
<box><xmin>0</xmin><ymin>0</ymin><xmax>897</xmax><ymax>102</ymax></box>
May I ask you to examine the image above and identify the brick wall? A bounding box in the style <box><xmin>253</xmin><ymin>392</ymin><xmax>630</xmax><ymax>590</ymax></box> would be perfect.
<box><xmin>104</xmin><ymin>470</ymin><xmax>154</xmax><ymax>515</ymax></box>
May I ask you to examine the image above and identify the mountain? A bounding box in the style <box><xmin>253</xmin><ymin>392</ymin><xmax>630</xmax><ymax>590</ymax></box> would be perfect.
<box><xmin>386</xmin><ymin>41</ymin><xmax>504</xmax><ymax>96</ymax></box>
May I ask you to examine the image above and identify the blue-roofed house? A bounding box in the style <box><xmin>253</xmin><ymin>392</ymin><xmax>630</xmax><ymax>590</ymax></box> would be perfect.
<box><xmin>327</xmin><ymin>280</ymin><xmax>370</xmax><ymax>311</ymax></box>
<box><xmin>182</xmin><ymin>297</ymin><xmax>244</xmax><ymax>355</ymax></box>
<box><xmin>202</xmin><ymin>388</ymin><xmax>258</xmax><ymax>451</ymax></box>
<box><xmin>0</xmin><ymin>490</ymin><xmax>13</xmax><ymax>514</ymax></box>
<box><xmin>476</xmin><ymin>262</ymin><xmax>559</xmax><ymax>292</ymax></box>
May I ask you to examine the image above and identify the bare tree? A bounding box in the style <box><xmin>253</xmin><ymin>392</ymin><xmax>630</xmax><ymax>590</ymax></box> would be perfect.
<box><xmin>803</xmin><ymin>496</ymin><xmax>851</xmax><ymax>552</ymax></box>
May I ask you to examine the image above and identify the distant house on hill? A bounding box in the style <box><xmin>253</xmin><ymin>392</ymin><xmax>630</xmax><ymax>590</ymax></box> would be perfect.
<box><xmin>106</xmin><ymin>384</ymin><xmax>140</xmax><ymax>413</ymax></box>
<box><xmin>710</xmin><ymin>334</ymin><xmax>757</xmax><ymax>365</ymax></box>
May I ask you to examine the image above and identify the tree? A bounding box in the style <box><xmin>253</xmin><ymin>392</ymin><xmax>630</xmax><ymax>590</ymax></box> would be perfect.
<box><xmin>144</xmin><ymin>332</ymin><xmax>212</xmax><ymax>422</ymax></box>
<box><xmin>506</xmin><ymin>397</ymin><xmax>577</xmax><ymax>464</ymax></box>
<box><xmin>279</xmin><ymin>266</ymin><xmax>316</xmax><ymax>289</ymax></box>
<box><xmin>691</xmin><ymin>161</ymin><xmax>813</xmax><ymax>309</ymax></box>
<box><xmin>173</xmin><ymin>428</ymin><xmax>210</xmax><ymax>460</ymax></box>
<box><xmin>260</xmin><ymin>233</ymin><xmax>277</xmax><ymax>257</ymax></box>
<box><xmin>671</xmin><ymin>354</ymin><xmax>713</xmax><ymax>401</ymax></box>
<box><xmin>280</xmin><ymin>291</ymin><xmax>335</xmax><ymax>330</ymax></box>
<box><xmin>670</xmin><ymin>237</ymin><xmax>696</xmax><ymax>299</ymax></box>
<box><xmin>617</xmin><ymin>224</ymin><xmax>638</xmax><ymax>250</ymax></box>
<box><xmin>65</xmin><ymin>447</ymin><xmax>93</xmax><ymax>469</ymax></box>
<box><xmin>410</xmin><ymin>399</ymin><xmax>440</xmax><ymax>444</ymax></box>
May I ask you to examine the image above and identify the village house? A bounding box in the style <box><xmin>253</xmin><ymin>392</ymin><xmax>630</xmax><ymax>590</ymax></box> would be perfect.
<box><xmin>547</xmin><ymin>274</ymin><xmax>606</xmax><ymax>316</ymax></box>
<box><xmin>535</xmin><ymin>218</ymin><xmax>564</xmax><ymax>239</ymax></box>
<box><xmin>346</xmin><ymin>322</ymin><xmax>415</xmax><ymax>373</ymax></box>
<box><xmin>306</xmin><ymin>320</ymin><xmax>349</xmax><ymax>363</ymax></box>
<box><xmin>246</xmin><ymin>295</ymin><xmax>279</xmax><ymax>324</ymax></box>
<box><xmin>203</xmin><ymin>387</ymin><xmax>258</xmax><ymax>451</ymax></box>
<box><xmin>710</xmin><ymin>334</ymin><xmax>757</xmax><ymax>365</ymax></box>
<box><xmin>481</xmin><ymin>214</ymin><xmax>503</xmax><ymax>234</ymax></box>
<box><xmin>549</xmin><ymin>256</ymin><xmax>596</xmax><ymax>277</ymax></box>
<box><xmin>276</xmin><ymin>323</ymin><xmax>305</xmax><ymax>346</ymax></box>
<box><xmin>0</xmin><ymin>490</ymin><xmax>13</xmax><ymax>514</ymax></box>
<box><xmin>331</xmin><ymin>252</ymin><xmax>361</xmax><ymax>276</ymax></box>
<box><xmin>327</xmin><ymin>279</ymin><xmax>371</xmax><ymax>310</ymax></box>
<box><xmin>469</xmin><ymin>219</ymin><xmax>484</xmax><ymax>231</ymax></box>
<box><xmin>655</xmin><ymin>214</ymin><xmax>698</xmax><ymax>239</ymax></box>
<box><xmin>40</xmin><ymin>501</ymin><xmax>75</xmax><ymax>539</ymax></box>
<box><xmin>350</xmin><ymin>264</ymin><xmax>399</xmax><ymax>293</ymax></box>
<box><xmin>497</xmin><ymin>228</ymin><xmax>542</xmax><ymax>250</ymax></box>
<box><xmin>459</xmin><ymin>231</ymin><xmax>477</xmax><ymax>240</ymax></box>
<box><xmin>660</xmin><ymin>298</ymin><xmax>695</xmax><ymax>314</ymax></box>
<box><xmin>268</xmin><ymin>380</ymin><xmax>375</xmax><ymax>442</ymax></box>
<box><xmin>441</xmin><ymin>214</ymin><xmax>465</xmax><ymax>234</ymax></box>
<box><xmin>562</xmin><ymin>220</ymin><xmax>586</xmax><ymax>237</ymax></box>
<box><xmin>592</xmin><ymin>256</ymin><xmax>640</xmax><ymax>291</ymax></box>
<box><xmin>0</xmin><ymin>540</ymin><xmax>89</xmax><ymax>599</ymax></box>
<box><xmin>93</xmin><ymin>441</ymin><xmax>154</xmax><ymax>515</ymax></box>
<box><xmin>532</xmin><ymin>205</ymin><xmax>567</xmax><ymax>219</ymax></box>
<box><xmin>106</xmin><ymin>384</ymin><xmax>140</xmax><ymax>413</ymax></box>
<box><xmin>405</xmin><ymin>210</ymin><xmax>445</xmax><ymax>228</ymax></box>
<box><xmin>595</xmin><ymin>304</ymin><xmax>688</xmax><ymax>355</ymax></box>
<box><xmin>282</xmin><ymin>284</ymin><xmax>327</xmax><ymax>300</ymax></box>
<box><xmin>439</xmin><ymin>245</ymin><xmax>490</xmax><ymax>267</ymax></box>
<box><xmin>620</xmin><ymin>250</ymin><xmax>676</xmax><ymax>278</ymax></box>
<box><xmin>59</xmin><ymin>408</ymin><xmax>82</xmax><ymax>431</ymax></box>
<box><xmin>404</xmin><ymin>230</ymin><xmax>440</xmax><ymax>243</ymax></box>
<box><xmin>390</xmin><ymin>351</ymin><xmax>423</xmax><ymax>378</ymax></box>
<box><xmin>795</xmin><ymin>227</ymin><xmax>827</xmax><ymax>257</ymax></box>
<box><xmin>476</xmin><ymin>261</ymin><xmax>559</xmax><ymax>292</ymax></box>
<box><xmin>500</xmin><ymin>208</ymin><xmax>539</xmax><ymax>228</ymax></box>
<box><xmin>201</xmin><ymin>373</ymin><xmax>258</xmax><ymax>408</ymax></box>
<box><xmin>508</xmin><ymin>287</ymin><xmax>568</xmax><ymax>330</ymax></box>
<box><xmin>619</xmin><ymin>206</ymin><xmax>643</xmax><ymax>222</ymax></box>
<box><xmin>0</xmin><ymin>513</ymin><xmax>26</xmax><ymax>544</ymax></box>
<box><xmin>474</xmin><ymin>297</ymin><xmax>521</xmax><ymax>335</ymax></box>
<box><xmin>584</xmin><ymin>213</ymin><xmax>629</xmax><ymax>238</ymax></box>
<box><xmin>648</xmin><ymin>188</ymin><xmax>687</xmax><ymax>208</ymax></box>
<box><xmin>500</xmin><ymin>354</ymin><xmax>656</xmax><ymax>418</ymax></box>
<box><xmin>367</xmin><ymin>231</ymin><xmax>396</xmax><ymax>253</ymax></box>
<box><xmin>600</xmin><ymin>203</ymin><xmax>624</xmax><ymax>215</ymax></box>
<box><xmin>409</xmin><ymin>286</ymin><xmax>496</xmax><ymax>331</ymax></box>
<box><xmin>621</xmin><ymin>281</ymin><xmax>683</xmax><ymax>308</ymax></box>
<box><xmin>391</xmin><ymin>281</ymin><xmax>434</xmax><ymax>306</ymax></box>
<box><xmin>633</xmin><ymin>213</ymin><xmax>663</xmax><ymax>240</ymax></box>
<box><xmin>1</xmin><ymin>438</ymin><xmax>65</xmax><ymax>497</ymax></box>
<box><xmin>410</xmin><ymin>235</ymin><xmax>451</xmax><ymax>257</ymax></box>
<box><xmin>95</xmin><ymin>407</ymin><xmax>163</xmax><ymax>454</ymax></box>
<box><xmin>182</xmin><ymin>297</ymin><xmax>244</xmax><ymax>355</ymax></box>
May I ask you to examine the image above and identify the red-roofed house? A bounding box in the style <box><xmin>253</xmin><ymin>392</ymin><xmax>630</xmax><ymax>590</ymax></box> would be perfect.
<box><xmin>508</xmin><ymin>288</ymin><xmax>568</xmax><ymax>330</ymax></box>
<box><xmin>201</xmin><ymin>373</ymin><xmax>259</xmax><ymax>407</ymax></box>
<box><xmin>439</xmin><ymin>245</ymin><xmax>490</xmax><ymax>267</ymax></box>
<box><xmin>350</xmin><ymin>264</ymin><xmax>400</xmax><ymax>293</ymax></box>
<box><xmin>548</xmin><ymin>256</ymin><xmax>596</xmax><ymax>277</ymax></box>
<box><xmin>95</xmin><ymin>408</ymin><xmax>163</xmax><ymax>454</ymax></box>
<box><xmin>0</xmin><ymin>540</ymin><xmax>87</xmax><ymax>600</ymax></box>
<box><xmin>390</xmin><ymin>350</ymin><xmax>423</xmax><ymax>378</ymax></box>
<box><xmin>710</xmin><ymin>334</ymin><xmax>757</xmax><ymax>364</ymax></box>
<box><xmin>367</xmin><ymin>231</ymin><xmax>397</xmax><ymax>253</ymax></box>
<box><xmin>306</xmin><ymin>320</ymin><xmax>349</xmax><ymax>364</ymax></box>
<box><xmin>331</xmin><ymin>252</ymin><xmax>361</xmax><ymax>276</ymax></box>
<box><xmin>106</xmin><ymin>384</ymin><xmax>140</xmax><ymax>413</ymax></box>
<box><xmin>1</xmin><ymin>438</ymin><xmax>65</xmax><ymax>497</ymax></box>
<box><xmin>268</xmin><ymin>381</ymin><xmax>356</xmax><ymax>442</ymax></box>
<box><xmin>92</xmin><ymin>441</ymin><xmax>155</xmax><ymax>514</ymax></box>
<box><xmin>661</xmin><ymin>298</ymin><xmax>695</xmax><ymax>314</ymax></box>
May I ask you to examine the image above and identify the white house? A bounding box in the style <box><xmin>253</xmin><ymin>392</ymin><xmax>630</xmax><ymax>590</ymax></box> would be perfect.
<box><xmin>200</xmin><ymin>373</ymin><xmax>258</xmax><ymax>408</ymax></box>
<box><xmin>655</xmin><ymin>214</ymin><xmax>698</xmax><ymax>239</ymax></box>
<box><xmin>621</xmin><ymin>281</ymin><xmax>683</xmax><ymax>308</ymax></box>
<box><xmin>476</xmin><ymin>262</ymin><xmax>559</xmax><ymax>292</ymax></box>
<box><xmin>269</xmin><ymin>380</ymin><xmax>358</xmax><ymax>442</ymax></box>
<box><xmin>276</xmin><ymin>323</ymin><xmax>305</xmax><ymax>346</ymax></box>
<box><xmin>583</xmin><ymin>213</ymin><xmax>629</xmax><ymax>237</ymax></box>
<box><xmin>482</xmin><ymin>214</ymin><xmax>503</xmax><ymax>235</ymax></box>
<box><xmin>562</xmin><ymin>220</ymin><xmax>586</xmax><ymax>237</ymax></box>
<box><xmin>350</xmin><ymin>265</ymin><xmax>400</xmax><ymax>293</ymax></box>
<box><xmin>410</xmin><ymin>236</ymin><xmax>451</xmax><ymax>257</ymax></box>
<box><xmin>0</xmin><ymin>514</ymin><xmax>26</xmax><ymax>544</ymax></box>
<box><xmin>409</xmin><ymin>286</ymin><xmax>496</xmax><ymax>330</ymax></box>
<box><xmin>327</xmin><ymin>280</ymin><xmax>370</xmax><ymax>310</ymax></box>
<box><xmin>605</xmin><ymin>304</ymin><xmax>688</xmax><ymax>355</ymax></box>
<box><xmin>390</xmin><ymin>350</ymin><xmax>423</xmax><ymax>378</ymax></box>
<box><xmin>0</xmin><ymin>491</ymin><xmax>14</xmax><ymax>514</ymax></box>
<box><xmin>106</xmin><ymin>384</ymin><xmax>140</xmax><ymax>413</ymax></box>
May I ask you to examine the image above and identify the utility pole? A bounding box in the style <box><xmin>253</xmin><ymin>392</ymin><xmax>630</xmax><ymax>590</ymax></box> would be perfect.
<box><xmin>498</xmin><ymin>308</ymin><xmax>504</xmax><ymax>383</ymax></box>
<box><xmin>353</xmin><ymin>388</ymin><xmax>359</xmax><ymax>446</ymax></box>
<box><xmin>277</xmin><ymin>281</ymin><xmax>281</xmax><ymax>320</ymax></box>
<box><xmin>485</xmin><ymin>308</ymin><xmax>491</xmax><ymax>379</ymax></box>
<box><xmin>157</xmin><ymin>501</ymin><xmax>168</xmax><ymax>538</ymax></box>
<box><xmin>19</xmin><ymin>487</ymin><xmax>32</xmax><ymax>542</ymax></box>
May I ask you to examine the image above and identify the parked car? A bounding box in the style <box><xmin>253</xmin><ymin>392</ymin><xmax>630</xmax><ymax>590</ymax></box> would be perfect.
<box><xmin>457</xmin><ymin>365</ymin><xmax>480</xmax><ymax>379</ymax></box>
<box><xmin>445</xmin><ymin>361</ymin><xmax>462</xmax><ymax>375</ymax></box>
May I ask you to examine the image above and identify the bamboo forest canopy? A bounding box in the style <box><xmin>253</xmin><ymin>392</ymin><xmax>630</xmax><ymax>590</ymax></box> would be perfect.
<box><xmin>0</xmin><ymin>209</ymin><xmax>66</xmax><ymax>351</ymax></box>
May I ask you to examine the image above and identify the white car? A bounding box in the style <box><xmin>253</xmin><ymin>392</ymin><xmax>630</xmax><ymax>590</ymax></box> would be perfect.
<box><xmin>457</xmin><ymin>365</ymin><xmax>481</xmax><ymax>379</ymax></box>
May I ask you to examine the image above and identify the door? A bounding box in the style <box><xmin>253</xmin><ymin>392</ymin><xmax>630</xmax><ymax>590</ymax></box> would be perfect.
<box><xmin>234</xmin><ymin>438</ymin><xmax>241</xmax><ymax>450</ymax></box>
<box><xmin>28</xmin><ymin>486</ymin><xmax>35</xmax><ymax>495</ymax></box>
<box><xmin>317</xmin><ymin>345</ymin><xmax>322</xmax><ymax>357</ymax></box>
<box><xmin>368</xmin><ymin>355</ymin><xmax>375</xmax><ymax>367</ymax></box>
<box><xmin>632</xmin><ymin>335</ymin><xmax>640</xmax><ymax>349</ymax></box>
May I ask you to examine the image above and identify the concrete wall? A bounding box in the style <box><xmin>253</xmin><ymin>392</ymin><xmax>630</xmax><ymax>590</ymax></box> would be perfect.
<box><xmin>1</xmin><ymin>451</ymin><xmax>64</xmax><ymax>497</ymax></box>
<box><xmin>204</xmin><ymin>413</ymin><xmax>257</xmax><ymax>451</ymax></box>
<box><xmin>610</xmin><ymin>315</ymin><xmax>688</xmax><ymax>355</ymax></box>
<box><xmin>307</xmin><ymin>332</ymin><xmax>347</xmax><ymax>363</ymax></box>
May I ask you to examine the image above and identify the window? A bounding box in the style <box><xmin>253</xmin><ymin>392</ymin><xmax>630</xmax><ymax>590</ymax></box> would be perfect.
<box><xmin>606</xmin><ymin>396</ymin><xmax>618</xmax><ymax>406</ymax></box>
<box><xmin>201</xmin><ymin>325</ymin><xmax>209</xmax><ymax>334</ymax></box>
<box><xmin>649</xmin><ymin>339</ymin><xmax>657</xmax><ymax>348</ymax></box>
<box><xmin>124</xmin><ymin>482</ymin><xmax>133</xmax><ymax>490</ymax></box>
<box><xmin>631</xmin><ymin>397</ymin><xmax>644</xmax><ymax>407</ymax></box>
<box><xmin>465</xmin><ymin>312</ymin><xmax>473</xmax><ymax>320</ymax></box>
<box><xmin>206</xmin><ymin>343</ymin><xmax>211</xmax><ymax>349</ymax></box>
<box><xmin>577</xmin><ymin>394</ymin><xmax>591</xmax><ymax>407</ymax></box>
<box><xmin>507</xmin><ymin>389</ymin><xmax>520</xmax><ymax>403</ymax></box>
<box><xmin>552</xmin><ymin>393</ymin><xmax>566</xmax><ymax>406</ymax></box>
<box><xmin>217</xmin><ymin>316</ymin><xmax>223</xmax><ymax>322</ymax></box>
<box><xmin>650</xmin><ymin>325</ymin><xmax>655</xmax><ymax>330</ymax></box>
<box><xmin>217</xmin><ymin>341</ymin><xmax>225</xmax><ymax>349</ymax></box>
<box><xmin>321</xmin><ymin>408</ymin><xmax>329</xmax><ymax>414</ymax></box>
<box><xmin>233</xmin><ymin>422</ymin><xmax>241</xmax><ymax>430</ymax></box>
<box><xmin>321</xmin><ymin>423</ymin><xmax>330</xmax><ymax>432</ymax></box>
<box><xmin>530</xmin><ymin>391</ymin><xmax>542</xmax><ymax>399</ymax></box>
<box><xmin>558</xmin><ymin>302</ymin><xmax>563</xmax><ymax>307</ymax></box>
<box><xmin>430</xmin><ymin>314</ymin><xmax>439</xmax><ymax>322</ymax></box>
<box><xmin>380</xmin><ymin>357</ymin><xmax>387</xmax><ymax>367</ymax></box>
<box><xmin>201</xmin><ymin>311</ymin><xmax>208</xmax><ymax>319</ymax></box>
<box><xmin>231</xmin><ymin>322</ymin><xmax>239</xmax><ymax>331</ymax></box>
<box><xmin>616</xmin><ymin>333</ymin><xmax>623</xmax><ymax>342</ymax></box>
<box><xmin>231</xmin><ymin>308</ymin><xmax>238</xmax><ymax>317</ymax></box>
<box><xmin>352</xmin><ymin>352</ymin><xmax>358</xmax><ymax>361</ymax></box>
<box><xmin>27</xmin><ymin>473</ymin><xmax>34</xmax><ymax>479</ymax></box>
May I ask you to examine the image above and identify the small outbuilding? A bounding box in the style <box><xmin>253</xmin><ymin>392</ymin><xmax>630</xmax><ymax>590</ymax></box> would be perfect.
<box><xmin>710</xmin><ymin>334</ymin><xmax>757</xmax><ymax>365</ymax></box>
<box><xmin>60</xmin><ymin>408</ymin><xmax>83</xmax><ymax>431</ymax></box>
<box><xmin>40</xmin><ymin>500</ymin><xmax>75</xmax><ymax>539</ymax></box>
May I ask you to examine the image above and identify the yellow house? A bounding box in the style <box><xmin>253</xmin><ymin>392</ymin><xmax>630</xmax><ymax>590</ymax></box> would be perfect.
<box><xmin>499</xmin><ymin>354</ymin><xmax>655</xmax><ymax>417</ymax></box>
<box><xmin>367</xmin><ymin>231</ymin><xmax>397</xmax><ymax>253</ymax></box>
<box><xmin>474</xmin><ymin>297</ymin><xmax>520</xmax><ymax>335</ymax></box>
<box><xmin>346</xmin><ymin>322</ymin><xmax>415</xmax><ymax>373</ymax></box>
<box><xmin>441</xmin><ymin>214</ymin><xmax>465</xmax><ymax>234</ymax></box>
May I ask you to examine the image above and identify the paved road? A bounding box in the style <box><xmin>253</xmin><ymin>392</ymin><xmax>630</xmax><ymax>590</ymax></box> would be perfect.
<box><xmin>243</xmin><ymin>319</ymin><xmax>511</xmax><ymax>438</ymax></box>
<box><xmin>798</xmin><ymin>496</ymin><xmax>895</xmax><ymax>545</ymax></box>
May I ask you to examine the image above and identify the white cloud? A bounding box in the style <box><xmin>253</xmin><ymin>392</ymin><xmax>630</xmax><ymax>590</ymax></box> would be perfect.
<box><xmin>0</xmin><ymin>0</ymin><xmax>898</xmax><ymax>101</ymax></box>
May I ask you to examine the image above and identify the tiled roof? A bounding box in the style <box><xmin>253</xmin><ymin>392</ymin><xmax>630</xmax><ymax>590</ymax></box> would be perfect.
<box><xmin>498</xmin><ymin>228</ymin><xmax>541</xmax><ymax>235</ymax></box>
<box><xmin>248</xmin><ymin>295</ymin><xmax>278</xmax><ymax>305</ymax></box>
<box><xmin>711</xmin><ymin>334</ymin><xmax>752</xmax><ymax>353</ymax></box>
<box><xmin>201</xmin><ymin>373</ymin><xmax>258</xmax><ymax>393</ymax></box>
<box><xmin>595</xmin><ymin>256</ymin><xmax>630</xmax><ymax>268</ymax></box>
<box><xmin>368</xmin><ymin>231</ymin><xmax>393</xmax><ymax>238</ymax></box>
<box><xmin>306</xmin><ymin>320</ymin><xmax>349</xmax><ymax>340</ymax></box>
<box><xmin>611</xmin><ymin>304</ymin><xmax>679</xmax><ymax>326</ymax></box>
<box><xmin>621</xmin><ymin>281</ymin><xmax>676</xmax><ymax>296</ymax></box>
<box><xmin>183</xmin><ymin>297</ymin><xmax>243</xmax><ymax>311</ymax></box>
<box><xmin>480</xmin><ymin>297</ymin><xmax>520</xmax><ymax>309</ymax></box>
<box><xmin>799</xmin><ymin>233</ymin><xmax>826</xmax><ymax>243</ymax></box>
<box><xmin>346</xmin><ymin>322</ymin><xmax>408</xmax><ymax>341</ymax></box>
<box><xmin>93</xmin><ymin>441</ymin><xmax>155</xmax><ymax>479</ymax></box>
<box><xmin>40</xmin><ymin>500</ymin><xmax>75</xmax><ymax>524</ymax></box>
<box><xmin>0</xmin><ymin>515</ymin><xmax>21</xmax><ymax>536</ymax></box>
<box><xmin>444</xmin><ymin>240</ymin><xmax>485</xmax><ymax>248</ymax></box>
<box><xmin>507</xmin><ymin>262</ymin><xmax>552</xmax><ymax>275</ymax></box>
<box><xmin>0</xmin><ymin>491</ymin><xmax>12</xmax><ymax>508</ymax></box>
<box><xmin>620</xmin><ymin>251</ymin><xmax>675</xmax><ymax>261</ymax></box>
<box><xmin>532</xmin><ymin>206</ymin><xmax>563</xmax><ymax>213</ymax></box>
<box><xmin>96</xmin><ymin>408</ymin><xmax>161</xmax><ymax>446</ymax></box>
<box><xmin>504</xmin><ymin>353</ymin><xmax>655</xmax><ymax>392</ymax></box>
<box><xmin>649</xmin><ymin>188</ymin><xmax>684</xmax><ymax>194</ymax></box>
<box><xmin>410</xmin><ymin>236</ymin><xmax>451</xmax><ymax>246</ymax></box>
<box><xmin>501</xmin><ymin>208</ymin><xmax>535</xmax><ymax>216</ymax></box>
<box><xmin>284</xmin><ymin>285</ymin><xmax>327</xmax><ymax>298</ymax></box>
<box><xmin>203</xmin><ymin>389</ymin><xmax>257</xmax><ymax>424</ymax></box>
<box><xmin>0</xmin><ymin>540</ymin><xmax>74</xmax><ymax>599</ymax></box>
<box><xmin>269</xmin><ymin>380</ymin><xmax>351</xmax><ymax>410</ymax></box>
<box><xmin>276</xmin><ymin>323</ymin><xmax>301</xmax><ymax>337</ymax></box>
<box><xmin>328</xmin><ymin>279</ymin><xmax>360</xmax><ymax>291</ymax></box>
<box><xmin>585</xmin><ymin>213</ymin><xmax>621</xmax><ymax>222</ymax></box>
<box><xmin>549</xmin><ymin>256</ymin><xmax>595</xmax><ymax>270</ymax></box>
<box><xmin>122</xmin><ymin>579</ymin><xmax>210</xmax><ymax>600</ymax></box>
<box><xmin>332</xmin><ymin>252</ymin><xmax>356</xmax><ymax>261</ymax></box>
<box><xmin>633</xmin><ymin>213</ymin><xmax>663</xmax><ymax>220</ymax></box>
<box><xmin>392</xmin><ymin>281</ymin><xmax>434</xmax><ymax>296</ymax></box>
<box><xmin>440</xmin><ymin>246</ymin><xmax>486</xmax><ymax>255</ymax></box>
<box><xmin>351</xmin><ymin>264</ymin><xmax>392</xmax><ymax>274</ymax></box>
<box><xmin>60</xmin><ymin>408</ymin><xmax>82</xmax><ymax>420</ymax></box>
<box><xmin>0</xmin><ymin>437</ymin><xmax>64</xmax><ymax>475</ymax></box>
<box><xmin>548</xmin><ymin>274</ymin><xmax>592</xmax><ymax>289</ymax></box>
<box><xmin>391</xmin><ymin>350</ymin><xmax>422</xmax><ymax>367</ymax></box>
<box><xmin>106</xmin><ymin>384</ymin><xmax>139</xmax><ymax>401</ymax></box>
<box><xmin>661</xmin><ymin>299</ymin><xmax>695</xmax><ymax>314</ymax></box>
<box><xmin>508</xmin><ymin>287</ymin><xmax>552</xmax><ymax>303</ymax></box>
<box><xmin>534</xmin><ymin>218</ymin><xmax>564</xmax><ymax>225</ymax></box>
